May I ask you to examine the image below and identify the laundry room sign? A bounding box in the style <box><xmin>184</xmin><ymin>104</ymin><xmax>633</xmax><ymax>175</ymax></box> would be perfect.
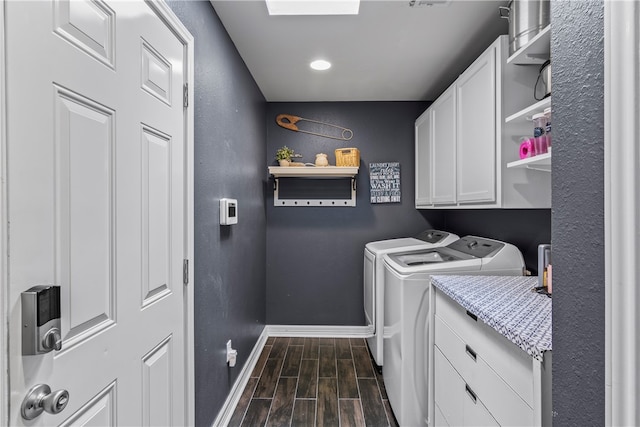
<box><xmin>369</xmin><ymin>162</ymin><xmax>401</xmax><ymax>203</ymax></box>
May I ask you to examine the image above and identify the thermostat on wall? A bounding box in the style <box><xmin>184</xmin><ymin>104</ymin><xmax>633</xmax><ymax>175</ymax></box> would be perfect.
<box><xmin>220</xmin><ymin>198</ymin><xmax>238</xmax><ymax>225</ymax></box>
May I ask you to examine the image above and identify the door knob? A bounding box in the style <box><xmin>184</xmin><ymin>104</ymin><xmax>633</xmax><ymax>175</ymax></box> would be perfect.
<box><xmin>21</xmin><ymin>384</ymin><xmax>69</xmax><ymax>420</ymax></box>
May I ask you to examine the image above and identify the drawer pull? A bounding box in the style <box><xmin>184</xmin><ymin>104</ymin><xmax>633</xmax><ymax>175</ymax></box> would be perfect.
<box><xmin>465</xmin><ymin>384</ymin><xmax>478</xmax><ymax>404</ymax></box>
<box><xmin>466</xmin><ymin>310</ymin><xmax>478</xmax><ymax>321</ymax></box>
<box><xmin>465</xmin><ymin>344</ymin><xmax>477</xmax><ymax>361</ymax></box>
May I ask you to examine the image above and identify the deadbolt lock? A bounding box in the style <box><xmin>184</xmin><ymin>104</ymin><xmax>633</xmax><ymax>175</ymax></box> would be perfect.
<box><xmin>21</xmin><ymin>285</ymin><xmax>62</xmax><ymax>355</ymax></box>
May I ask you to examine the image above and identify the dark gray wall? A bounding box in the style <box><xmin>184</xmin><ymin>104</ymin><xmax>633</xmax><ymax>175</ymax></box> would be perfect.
<box><xmin>165</xmin><ymin>2</ymin><xmax>596</xmax><ymax>423</ymax></box>
<box><xmin>442</xmin><ymin>209</ymin><xmax>551</xmax><ymax>274</ymax></box>
<box><xmin>166</xmin><ymin>2</ymin><xmax>267</xmax><ymax>426</ymax></box>
<box><xmin>265</xmin><ymin>102</ymin><xmax>554</xmax><ymax>325</ymax></box>
<box><xmin>551</xmin><ymin>1</ymin><xmax>605</xmax><ymax>424</ymax></box>
<box><xmin>265</xmin><ymin>102</ymin><xmax>443</xmax><ymax>325</ymax></box>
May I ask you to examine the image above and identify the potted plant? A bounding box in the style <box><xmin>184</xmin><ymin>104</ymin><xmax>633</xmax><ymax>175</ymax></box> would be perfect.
<box><xmin>275</xmin><ymin>146</ymin><xmax>295</xmax><ymax>166</ymax></box>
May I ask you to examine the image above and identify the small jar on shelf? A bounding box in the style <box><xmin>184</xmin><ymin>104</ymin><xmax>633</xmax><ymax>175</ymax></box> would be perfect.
<box><xmin>533</xmin><ymin>112</ymin><xmax>549</xmax><ymax>155</ymax></box>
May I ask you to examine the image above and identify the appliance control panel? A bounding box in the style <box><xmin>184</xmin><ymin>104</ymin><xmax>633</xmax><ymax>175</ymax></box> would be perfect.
<box><xmin>448</xmin><ymin>236</ymin><xmax>505</xmax><ymax>258</ymax></box>
<box><xmin>415</xmin><ymin>229</ymin><xmax>448</xmax><ymax>244</ymax></box>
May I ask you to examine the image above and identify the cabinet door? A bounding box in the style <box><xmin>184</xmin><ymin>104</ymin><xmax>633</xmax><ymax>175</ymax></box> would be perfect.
<box><xmin>456</xmin><ymin>45</ymin><xmax>496</xmax><ymax>204</ymax></box>
<box><xmin>415</xmin><ymin>109</ymin><xmax>432</xmax><ymax>207</ymax></box>
<box><xmin>431</xmin><ymin>85</ymin><xmax>457</xmax><ymax>205</ymax></box>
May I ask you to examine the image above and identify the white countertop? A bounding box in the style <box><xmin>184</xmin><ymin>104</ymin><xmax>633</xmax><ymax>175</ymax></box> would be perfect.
<box><xmin>431</xmin><ymin>275</ymin><xmax>552</xmax><ymax>361</ymax></box>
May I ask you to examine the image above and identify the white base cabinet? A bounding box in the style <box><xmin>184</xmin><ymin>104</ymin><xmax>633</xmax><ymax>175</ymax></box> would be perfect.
<box><xmin>434</xmin><ymin>348</ymin><xmax>499</xmax><ymax>427</ymax></box>
<box><xmin>431</xmin><ymin>289</ymin><xmax>551</xmax><ymax>426</ymax></box>
<box><xmin>415</xmin><ymin>35</ymin><xmax>551</xmax><ymax>209</ymax></box>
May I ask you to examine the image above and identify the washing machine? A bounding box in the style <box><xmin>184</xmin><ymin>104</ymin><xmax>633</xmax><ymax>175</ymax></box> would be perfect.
<box><xmin>364</xmin><ymin>230</ymin><xmax>459</xmax><ymax>367</ymax></box>
<box><xmin>382</xmin><ymin>236</ymin><xmax>525</xmax><ymax>427</ymax></box>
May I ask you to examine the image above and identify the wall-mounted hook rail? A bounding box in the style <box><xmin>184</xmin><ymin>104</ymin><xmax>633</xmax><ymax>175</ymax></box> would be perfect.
<box><xmin>268</xmin><ymin>166</ymin><xmax>359</xmax><ymax>207</ymax></box>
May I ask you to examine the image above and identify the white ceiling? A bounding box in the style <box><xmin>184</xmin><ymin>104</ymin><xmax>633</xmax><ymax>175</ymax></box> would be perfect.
<box><xmin>210</xmin><ymin>0</ymin><xmax>509</xmax><ymax>102</ymax></box>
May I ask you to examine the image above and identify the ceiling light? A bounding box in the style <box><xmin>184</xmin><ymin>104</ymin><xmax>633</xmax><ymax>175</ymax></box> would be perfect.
<box><xmin>310</xmin><ymin>59</ymin><xmax>331</xmax><ymax>71</ymax></box>
<box><xmin>266</xmin><ymin>0</ymin><xmax>360</xmax><ymax>16</ymax></box>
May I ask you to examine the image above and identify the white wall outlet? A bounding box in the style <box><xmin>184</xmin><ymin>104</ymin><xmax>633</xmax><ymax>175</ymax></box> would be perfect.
<box><xmin>226</xmin><ymin>339</ymin><xmax>238</xmax><ymax>367</ymax></box>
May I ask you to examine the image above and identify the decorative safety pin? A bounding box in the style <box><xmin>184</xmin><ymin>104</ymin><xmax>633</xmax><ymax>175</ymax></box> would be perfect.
<box><xmin>276</xmin><ymin>114</ymin><xmax>353</xmax><ymax>141</ymax></box>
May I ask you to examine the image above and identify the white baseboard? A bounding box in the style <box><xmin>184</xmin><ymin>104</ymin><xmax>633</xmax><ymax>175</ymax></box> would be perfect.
<box><xmin>211</xmin><ymin>325</ymin><xmax>372</xmax><ymax>426</ymax></box>
<box><xmin>211</xmin><ymin>327</ymin><xmax>269</xmax><ymax>427</ymax></box>
<box><xmin>266</xmin><ymin>324</ymin><xmax>373</xmax><ymax>338</ymax></box>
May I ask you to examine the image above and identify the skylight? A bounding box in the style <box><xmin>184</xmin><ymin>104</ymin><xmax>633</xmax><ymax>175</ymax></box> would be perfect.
<box><xmin>265</xmin><ymin>0</ymin><xmax>360</xmax><ymax>16</ymax></box>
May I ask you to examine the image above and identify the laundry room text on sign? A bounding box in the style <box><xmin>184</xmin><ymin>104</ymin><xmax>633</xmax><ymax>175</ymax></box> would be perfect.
<box><xmin>369</xmin><ymin>162</ymin><xmax>401</xmax><ymax>203</ymax></box>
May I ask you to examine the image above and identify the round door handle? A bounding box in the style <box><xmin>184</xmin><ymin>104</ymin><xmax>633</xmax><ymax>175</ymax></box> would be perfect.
<box><xmin>42</xmin><ymin>388</ymin><xmax>69</xmax><ymax>414</ymax></box>
<box><xmin>21</xmin><ymin>384</ymin><xmax>70</xmax><ymax>420</ymax></box>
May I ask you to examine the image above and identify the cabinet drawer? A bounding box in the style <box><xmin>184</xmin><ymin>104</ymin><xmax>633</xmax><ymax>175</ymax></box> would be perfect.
<box><xmin>435</xmin><ymin>289</ymin><xmax>535</xmax><ymax>405</ymax></box>
<box><xmin>434</xmin><ymin>402</ymin><xmax>448</xmax><ymax>427</ymax></box>
<box><xmin>435</xmin><ymin>315</ymin><xmax>534</xmax><ymax>426</ymax></box>
<box><xmin>463</xmin><ymin>381</ymin><xmax>499</xmax><ymax>427</ymax></box>
<box><xmin>434</xmin><ymin>347</ymin><xmax>498</xmax><ymax>427</ymax></box>
<box><xmin>434</xmin><ymin>347</ymin><xmax>464</xmax><ymax>426</ymax></box>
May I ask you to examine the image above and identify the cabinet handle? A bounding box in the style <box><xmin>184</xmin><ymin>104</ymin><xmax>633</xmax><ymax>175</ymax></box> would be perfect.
<box><xmin>465</xmin><ymin>344</ymin><xmax>477</xmax><ymax>361</ymax></box>
<box><xmin>465</xmin><ymin>384</ymin><xmax>478</xmax><ymax>404</ymax></box>
<box><xmin>466</xmin><ymin>310</ymin><xmax>478</xmax><ymax>321</ymax></box>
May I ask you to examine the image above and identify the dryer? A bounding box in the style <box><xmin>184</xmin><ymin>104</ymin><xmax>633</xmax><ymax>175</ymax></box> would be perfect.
<box><xmin>364</xmin><ymin>230</ymin><xmax>459</xmax><ymax>367</ymax></box>
<box><xmin>382</xmin><ymin>236</ymin><xmax>525</xmax><ymax>427</ymax></box>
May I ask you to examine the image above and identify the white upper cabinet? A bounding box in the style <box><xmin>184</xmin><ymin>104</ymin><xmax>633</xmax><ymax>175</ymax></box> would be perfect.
<box><xmin>415</xmin><ymin>83</ymin><xmax>457</xmax><ymax>207</ymax></box>
<box><xmin>431</xmin><ymin>84</ymin><xmax>457</xmax><ymax>205</ymax></box>
<box><xmin>415</xmin><ymin>110</ymin><xmax>432</xmax><ymax>206</ymax></box>
<box><xmin>415</xmin><ymin>35</ymin><xmax>551</xmax><ymax>209</ymax></box>
<box><xmin>456</xmin><ymin>45</ymin><xmax>496</xmax><ymax>204</ymax></box>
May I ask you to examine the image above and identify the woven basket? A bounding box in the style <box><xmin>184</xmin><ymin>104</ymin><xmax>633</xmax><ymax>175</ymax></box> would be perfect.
<box><xmin>335</xmin><ymin>148</ymin><xmax>360</xmax><ymax>167</ymax></box>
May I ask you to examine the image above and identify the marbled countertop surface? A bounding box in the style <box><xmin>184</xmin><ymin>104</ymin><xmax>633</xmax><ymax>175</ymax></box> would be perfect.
<box><xmin>431</xmin><ymin>275</ymin><xmax>552</xmax><ymax>361</ymax></box>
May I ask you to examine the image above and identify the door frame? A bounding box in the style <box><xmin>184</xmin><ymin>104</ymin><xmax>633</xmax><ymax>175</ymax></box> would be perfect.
<box><xmin>0</xmin><ymin>0</ymin><xmax>7</xmax><ymax>424</ymax></box>
<box><xmin>605</xmin><ymin>1</ymin><xmax>639</xmax><ymax>425</ymax></box>
<box><xmin>0</xmin><ymin>1</ymin><xmax>195</xmax><ymax>425</ymax></box>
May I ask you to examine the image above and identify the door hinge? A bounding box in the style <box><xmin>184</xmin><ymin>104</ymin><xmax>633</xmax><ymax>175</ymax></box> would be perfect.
<box><xmin>183</xmin><ymin>83</ymin><xmax>189</xmax><ymax>108</ymax></box>
<box><xmin>183</xmin><ymin>259</ymin><xmax>189</xmax><ymax>285</ymax></box>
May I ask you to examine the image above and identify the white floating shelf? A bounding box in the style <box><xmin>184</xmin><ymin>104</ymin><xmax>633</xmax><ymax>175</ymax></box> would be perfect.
<box><xmin>507</xmin><ymin>149</ymin><xmax>552</xmax><ymax>171</ymax></box>
<box><xmin>268</xmin><ymin>166</ymin><xmax>359</xmax><ymax>207</ymax></box>
<box><xmin>507</xmin><ymin>25</ymin><xmax>551</xmax><ymax>65</ymax></box>
<box><xmin>506</xmin><ymin>98</ymin><xmax>551</xmax><ymax>124</ymax></box>
<box><xmin>268</xmin><ymin>166</ymin><xmax>358</xmax><ymax>178</ymax></box>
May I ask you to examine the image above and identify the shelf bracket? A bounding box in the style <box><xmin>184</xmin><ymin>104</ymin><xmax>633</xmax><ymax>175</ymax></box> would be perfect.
<box><xmin>524</xmin><ymin>53</ymin><xmax>548</xmax><ymax>63</ymax></box>
<box><xmin>525</xmin><ymin>165</ymin><xmax>551</xmax><ymax>172</ymax></box>
<box><xmin>272</xmin><ymin>177</ymin><xmax>357</xmax><ymax>207</ymax></box>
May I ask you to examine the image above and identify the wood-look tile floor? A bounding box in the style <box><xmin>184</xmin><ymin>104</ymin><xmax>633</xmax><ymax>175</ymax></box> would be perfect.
<box><xmin>228</xmin><ymin>337</ymin><xmax>399</xmax><ymax>427</ymax></box>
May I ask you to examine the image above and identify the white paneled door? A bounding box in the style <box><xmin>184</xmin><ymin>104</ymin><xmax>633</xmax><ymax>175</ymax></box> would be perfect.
<box><xmin>6</xmin><ymin>1</ymin><xmax>192</xmax><ymax>425</ymax></box>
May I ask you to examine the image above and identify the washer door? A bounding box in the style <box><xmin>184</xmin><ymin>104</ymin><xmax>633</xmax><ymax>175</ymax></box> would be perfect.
<box><xmin>391</xmin><ymin>248</ymin><xmax>466</xmax><ymax>267</ymax></box>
